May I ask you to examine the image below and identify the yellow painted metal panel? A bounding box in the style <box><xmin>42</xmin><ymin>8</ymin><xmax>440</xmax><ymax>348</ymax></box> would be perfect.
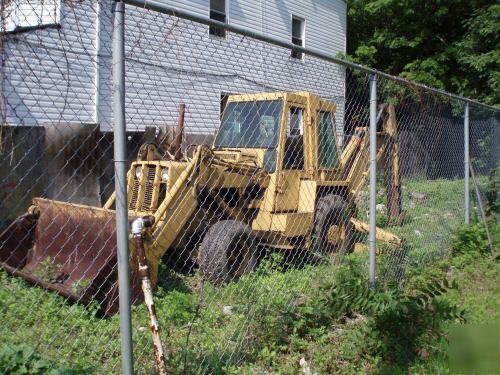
<box><xmin>270</xmin><ymin>212</ymin><xmax>313</xmax><ymax>236</ymax></box>
<box><xmin>274</xmin><ymin>170</ymin><xmax>301</xmax><ymax>211</ymax></box>
<box><xmin>298</xmin><ymin>180</ymin><xmax>317</xmax><ymax>213</ymax></box>
<box><xmin>252</xmin><ymin>211</ymin><xmax>312</xmax><ymax>237</ymax></box>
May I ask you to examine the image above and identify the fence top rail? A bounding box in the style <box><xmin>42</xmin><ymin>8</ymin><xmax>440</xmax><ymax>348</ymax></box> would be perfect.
<box><xmin>123</xmin><ymin>0</ymin><xmax>498</xmax><ymax>113</ymax></box>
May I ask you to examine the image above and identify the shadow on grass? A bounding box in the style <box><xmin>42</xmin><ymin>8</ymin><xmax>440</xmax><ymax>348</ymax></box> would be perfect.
<box><xmin>370</xmin><ymin>286</ymin><xmax>463</xmax><ymax>374</ymax></box>
<box><xmin>156</xmin><ymin>261</ymin><xmax>193</xmax><ymax>294</ymax></box>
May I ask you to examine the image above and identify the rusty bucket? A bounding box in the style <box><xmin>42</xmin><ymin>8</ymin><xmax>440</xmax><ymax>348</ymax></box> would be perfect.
<box><xmin>0</xmin><ymin>198</ymin><xmax>140</xmax><ymax>315</ymax></box>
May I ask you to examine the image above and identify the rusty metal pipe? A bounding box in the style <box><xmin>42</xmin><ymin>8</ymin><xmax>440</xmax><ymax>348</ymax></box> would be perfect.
<box><xmin>1</xmin><ymin>263</ymin><xmax>86</xmax><ymax>302</ymax></box>
<box><xmin>131</xmin><ymin>216</ymin><xmax>167</xmax><ymax>375</ymax></box>
<box><xmin>175</xmin><ymin>103</ymin><xmax>185</xmax><ymax>161</ymax></box>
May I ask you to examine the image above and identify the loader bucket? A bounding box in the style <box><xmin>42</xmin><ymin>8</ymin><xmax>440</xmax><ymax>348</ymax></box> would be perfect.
<box><xmin>0</xmin><ymin>198</ymin><xmax>141</xmax><ymax>315</ymax></box>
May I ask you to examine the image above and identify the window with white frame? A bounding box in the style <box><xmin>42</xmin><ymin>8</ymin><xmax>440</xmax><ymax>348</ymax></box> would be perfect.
<box><xmin>1</xmin><ymin>0</ymin><xmax>61</xmax><ymax>33</ymax></box>
<box><xmin>291</xmin><ymin>16</ymin><xmax>305</xmax><ymax>59</ymax></box>
<box><xmin>209</xmin><ymin>0</ymin><xmax>226</xmax><ymax>38</ymax></box>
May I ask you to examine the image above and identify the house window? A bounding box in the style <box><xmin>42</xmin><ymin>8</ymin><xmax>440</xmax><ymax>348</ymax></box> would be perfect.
<box><xmin>291</xmin><ymin>16</ymin><xmax>305</xmax><ymax>59</ymax></box>
<box><xmin>209</xmin><ymin>0</ymin><xmax>226</xmax><ymax>38</ymax></box>
<box><xmin>1</xmin><ymin>0</ymin><xmax>61</xmax><ymax>33</ymax></box>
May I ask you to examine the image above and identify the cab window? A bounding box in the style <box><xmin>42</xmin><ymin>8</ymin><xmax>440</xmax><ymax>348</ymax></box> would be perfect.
<box><xmin>288</xmin><ymin>107</ymin><xmax>303</xmax><ymax>136</ymax></box>
<box><xmin>317</xmin><ymin>111</ymin><xmax>339</xmax><ymax>169</ymax></box>
<box><xmin>283</xmin><ymin>106</ymin><xmax>304</xmax><ymax>169</ymax></box>
<box><xmin>215</xmin><ymin>100</ymin><xmax>283</xmax><ymax>149</ymax></box>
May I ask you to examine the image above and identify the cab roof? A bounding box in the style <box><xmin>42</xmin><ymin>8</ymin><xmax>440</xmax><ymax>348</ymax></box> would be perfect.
<box><xmin>227</xmin><ymin>91</ymin><xmax>336</xmax><ymax>112</ymax></box>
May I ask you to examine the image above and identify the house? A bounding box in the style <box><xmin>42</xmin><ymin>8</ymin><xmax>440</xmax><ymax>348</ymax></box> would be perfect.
<box><xmin>1</xmin><ymin>0</ymin><xmax>347</xmax><ymax>139</ymax></box>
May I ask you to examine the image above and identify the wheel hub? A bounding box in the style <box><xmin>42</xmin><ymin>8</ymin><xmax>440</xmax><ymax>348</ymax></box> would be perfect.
<box><xmin>327</xmin><ymin>224</ymin><xmax>345</xmax><ymax>245</ymax></box>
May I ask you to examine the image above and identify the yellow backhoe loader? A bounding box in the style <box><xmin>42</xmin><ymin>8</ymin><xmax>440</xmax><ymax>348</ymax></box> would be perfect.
<box><xmin>0</xmin><ymin>92</ymin><xmax>401</xmax><ymax>315</ymax></box>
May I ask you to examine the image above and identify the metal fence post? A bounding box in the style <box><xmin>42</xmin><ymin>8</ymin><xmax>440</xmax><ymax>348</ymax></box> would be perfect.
<box><xmin>464</xmin><ymin>102</ymin><xmax>470</xmax><ymax>225</ymax></box>
<box><xmin>469</xmin><ymin>164</ymin><xmax>495</xmax><ymax>255</ymax></box>
<box><xmin>112</xmin><ymin>1</ymin><xmax>134</xmax><ymax>374</ymax></box>
<box><xmin>368</xmin><ymin>74</ymin><xmax>377</xmax><ymax>289</ymax></box>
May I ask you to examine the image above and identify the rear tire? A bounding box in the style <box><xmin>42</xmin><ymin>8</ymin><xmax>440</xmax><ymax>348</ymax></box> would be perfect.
<box><xmin>198</xmin><ymin>220</ymin><xmax>258</xmax><ymax>284</ymax></box>
<box><xmin>312</xmin><ymin>194</ymin><xmax>354</xmax><ymax>255</ymax></box>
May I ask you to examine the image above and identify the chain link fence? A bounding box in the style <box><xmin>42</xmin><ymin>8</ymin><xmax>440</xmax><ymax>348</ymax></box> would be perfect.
<box><xmin>0</xmin><ymin>1</ymin><xmax>497</xmax><ymax>373</ymax></box>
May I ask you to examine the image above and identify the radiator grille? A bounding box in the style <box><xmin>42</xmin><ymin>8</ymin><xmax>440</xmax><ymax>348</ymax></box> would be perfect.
<box><xmin>129</xmin><ymin>178</ymin><xmax>139</xmax><ymax>209</ymax></box>
<box><xmin>129</xmin><ymin>165</ymin><xmax>160</xmax><ymax>212</ymax></box>
<box><xmin>141</xmin><ymin>166</ymin><xmax>157</xmax><ymax>211</ymax></box>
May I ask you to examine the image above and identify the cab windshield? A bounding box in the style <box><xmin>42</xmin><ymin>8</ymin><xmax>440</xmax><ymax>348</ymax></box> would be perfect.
<box><xmin>214</xmin><ymin>100</ymin><xmax>283</xmax><ymax>149</ymax></box>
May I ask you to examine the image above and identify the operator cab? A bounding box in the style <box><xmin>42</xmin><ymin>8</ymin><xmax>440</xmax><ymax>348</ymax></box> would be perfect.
<box><xmin>214</xmin><ymin>98</ymin><xmax>283</xmax><ymax>171</ymax></box>
<box><xmin>213</xmin><ymin>92</ymin><xmax>340</xmax><ymax>175</ymax></box>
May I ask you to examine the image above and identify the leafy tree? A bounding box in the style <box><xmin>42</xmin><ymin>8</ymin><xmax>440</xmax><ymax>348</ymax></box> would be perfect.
<box><xmin>347</xmin><ymin>1</ymin><xmax>499</xmax><ymax>105</ymax></box>
<box><xmin>454</xmin><ymin>4</ymin><xmax>500</xmax><ymax>105</ymax></box>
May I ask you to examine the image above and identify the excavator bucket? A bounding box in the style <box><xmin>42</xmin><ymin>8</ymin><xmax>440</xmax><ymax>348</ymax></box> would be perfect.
<box><xmin>0</xmin><ymin>198</ymin><xmax>140</xmax><ymax>315</ymax></box>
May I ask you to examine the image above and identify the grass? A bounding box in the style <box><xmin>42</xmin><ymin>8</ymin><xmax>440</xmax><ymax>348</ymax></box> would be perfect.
<box><xmin>364</xmin><ymin>177</ymin><xmax>465</xmax><ymax>271</ymax></box>
<box><xmin>0</xmin><ymin>176</ymin><xmax>497</xmax><ymax>374</ymax></box>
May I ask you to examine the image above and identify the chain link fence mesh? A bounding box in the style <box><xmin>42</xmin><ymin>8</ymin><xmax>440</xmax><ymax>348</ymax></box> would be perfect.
<box><xmin>375</xmin><ymin>79</ymin><xmax>467</xmax><ymax>286</ymax></box>
<box><xmin>469</xmin><ymin>104</ymin><xmax>498</xmax><ymax>254</ymax></box>
<box><xmin>0</xmin><ymin>1</ymin><xmax>497</xmax><ymax>373</ymax></box>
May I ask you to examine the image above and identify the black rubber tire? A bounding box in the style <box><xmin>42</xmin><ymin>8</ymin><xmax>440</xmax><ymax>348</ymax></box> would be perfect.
<box><xmin>198</xmin><ymin>220</ymin><xmax>258</xmax><ymax>284</ymax></box>
<box><xmin>312</xmin><ymin>194</ymin><xmax>354</xmax><ymax>255</ymax></box>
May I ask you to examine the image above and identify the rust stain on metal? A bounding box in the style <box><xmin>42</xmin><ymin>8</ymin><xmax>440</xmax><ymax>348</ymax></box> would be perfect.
<box><xmin>0</xmin><ymin>211</ymin><xmax>37</xmax><ymax>268</ymax></box>
<box><xmin>175</xmin><ymin>103</ymin><xmax>185</xmax><ymax>161</ymax></box>
<box><xmin>133</xmin><ymin>219</ymin><xmax>168</xmax><ymax>375</ymax></box>
<box><xmin>0</xmin><ymin>198</ymin><xmax>143</xmax><ymax>315</ymax></box>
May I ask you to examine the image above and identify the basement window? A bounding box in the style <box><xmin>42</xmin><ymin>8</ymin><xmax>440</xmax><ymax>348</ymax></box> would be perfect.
<box><xmin>1</xmin><ymin>0</ymin><xmax>61</xmax><ymax>34</ymax></box>
<box><xmin>291</xmin><ymin>16</ymin><xmax>305</xmax><ymax>59</ymax></box>
<box><xmin>209</xmin><ymin>0</ymin><xmax>227</xmax><ymax>38</ymax></box>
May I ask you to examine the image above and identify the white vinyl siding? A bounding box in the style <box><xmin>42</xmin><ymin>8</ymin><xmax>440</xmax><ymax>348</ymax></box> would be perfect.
<box><xmin>2</xmin><ymin>0</ymin><xmax>98</xmax><ymax>127</ymax></box>
<box><xmin>224</xmin><ymin>0</ymin><xmax>346</xmax><ymax>56</ymax></box>
<box><xmin>3</xmin><ymin>0</ymin><xmax>347</xmax><ymax>140</ymax></box>
<box><xmin>98</xmin><ymin>0</ymin><xmax>347</xmax><ymax>140</ymax></box>
<box><xmin>2</xmin><ymin>0</ymin><xmax>61</xmax><ymax>33</ymax></box>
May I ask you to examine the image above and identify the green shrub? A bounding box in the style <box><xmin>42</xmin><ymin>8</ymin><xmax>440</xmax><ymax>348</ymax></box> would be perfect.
<box><xmin>230</xmin><ymin>248</ymin><xmax>468</xmax><ymax>374</ymax></box>
<box><xmin>451</xmin><ymin>222</ymin><xmax>489</xmax><ymax>257</ymax></box>
<box><xmin>376</xmin><ymin>214</ymin><xmax>389</xmax><ymax>228</ymax></box>
<box><xmin>486</xmin><ymin>167</ymin><xmax>498</xmax><ymax>218</ymax></box>
<box><xmin>0</xmin><ymin>345</ymin><xmax>88</xmax><ymax>374</ymax></box>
